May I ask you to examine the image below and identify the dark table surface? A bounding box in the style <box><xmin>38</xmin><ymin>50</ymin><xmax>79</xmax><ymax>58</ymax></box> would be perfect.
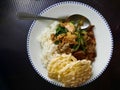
<box><xmin>0</xmin><ymin>0</ymin><xmax>120</xmax><ymax>90</ymax></box>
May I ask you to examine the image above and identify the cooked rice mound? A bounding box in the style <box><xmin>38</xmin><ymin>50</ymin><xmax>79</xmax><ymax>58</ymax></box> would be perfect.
<box><xmin>47</xmin><ymin>54</ymin><xmax>92</xmax><ymax>87</ymax></box>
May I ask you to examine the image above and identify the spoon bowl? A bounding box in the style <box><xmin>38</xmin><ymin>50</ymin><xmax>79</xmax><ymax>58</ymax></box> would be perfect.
<box><xmin>66</xmin><ymin>14</ymin><xmax>91</xmax><ymax>29</ymax></box>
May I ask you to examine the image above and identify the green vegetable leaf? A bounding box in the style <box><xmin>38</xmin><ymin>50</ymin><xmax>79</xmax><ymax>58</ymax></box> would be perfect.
<box><xmin>72</xmin><ymin>31</ymin><xmax>86</xmax><ymax>52</ymax></box>
<box><xmin>80</xmin><ymin>36</ymin><xmax>84</xmax><ymax>45</ymax></box>
<box><xmin>54</xmin><ymin>40</ymin><xmax>61</xmax><ymax>45</ymax></box>
<box><xmin>72</xmin><ymin>32</ymin><xmax>81</xmax><ymax>51</ymax></box>
<box><xmin>70</xmin><ymin>21</ymin><xmax>75</xmax><ymax>24</ymax></box>
<box><xmin>81</xmin><ymin>30</ymin><xmax>87</xmax><ymax>35</ymax></box>
<box><xmin>55</xmin><ymin>25</ymin><xmax>68</xmax><ymax>36</ymax></box>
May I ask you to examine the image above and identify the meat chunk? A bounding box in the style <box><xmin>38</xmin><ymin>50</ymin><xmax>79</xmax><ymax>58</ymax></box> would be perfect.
<box><xmin>73</xmin><ymin>51</ymin><xmax>86</xmax><ymax>60</ymax></box>
<box><xmin>86</xmin><ymin>52</ymin><xmax>96</xmax><ymax>61</ymax></box>
<box><xmin>60</xmin><ymin>22</ymin><xmax>75</xmax><ymax>33</ymax></box>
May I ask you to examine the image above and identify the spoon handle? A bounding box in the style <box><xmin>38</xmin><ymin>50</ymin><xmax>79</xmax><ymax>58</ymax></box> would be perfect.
<box><xmin>17</xmin><ymin>12</ymin><xmax>63</xmax><ymax>21</ymax></box>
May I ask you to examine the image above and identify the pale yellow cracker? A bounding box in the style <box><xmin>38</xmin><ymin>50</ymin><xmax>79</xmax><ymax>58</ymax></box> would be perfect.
<box><xmin>47</xmin><ymin>54</ymin><xmax>77</xmax><ymax>79</ymax></box>
<box><xmin>58</xmin><ymin>60</ymin><xmax>92</xmax><ymax>87</ymax></box>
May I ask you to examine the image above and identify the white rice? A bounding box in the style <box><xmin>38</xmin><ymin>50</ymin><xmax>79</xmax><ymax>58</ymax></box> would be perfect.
<box><xmin>37</xmin><ymin>21</ymin><xmax>60</xmax><ymax>68</ymax></box>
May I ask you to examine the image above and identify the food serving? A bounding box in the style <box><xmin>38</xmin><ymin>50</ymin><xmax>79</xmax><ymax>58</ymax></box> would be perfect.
<box><xmin>27</xmin><ymin>1</ymin><xmax>113</xmax><ymax>88</ymax></box>
<box><xmin>37</xmin><ymin>16</ymin><xmax>96</xmax><ymax>87</ymax></box>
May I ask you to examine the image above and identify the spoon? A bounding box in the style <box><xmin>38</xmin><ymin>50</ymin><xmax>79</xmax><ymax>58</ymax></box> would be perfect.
<box><xmin>17</xmin><ymin>12</ymin><xmax>91</xmax><ymax>29</ymax></box>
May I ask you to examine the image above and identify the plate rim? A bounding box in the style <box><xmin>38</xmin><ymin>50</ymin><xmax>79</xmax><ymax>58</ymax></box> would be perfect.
<box><xmin>27</xmin><ymin>1</ymin><xmax>113</xmax><ymax>87</ymax></box>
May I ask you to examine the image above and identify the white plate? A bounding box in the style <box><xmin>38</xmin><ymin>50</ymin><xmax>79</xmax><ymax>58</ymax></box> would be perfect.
<box><xmin>27</xmin><ymin>1</ymin><xmax>113</xmax><ymax>87</ymax></box>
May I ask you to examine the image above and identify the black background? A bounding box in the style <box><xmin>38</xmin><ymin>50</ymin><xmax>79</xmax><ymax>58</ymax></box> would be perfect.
<box><xmin>0</xmin><ymin>0</ymin><xmax>120</xmax><ymax>90</ymax></box>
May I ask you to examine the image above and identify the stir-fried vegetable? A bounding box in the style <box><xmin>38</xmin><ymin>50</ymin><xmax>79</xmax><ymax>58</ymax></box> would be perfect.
<box><xmin>72</xmin><ymin>32</ymin><xmax>80</xmax><ymax>51</ymax></box>
<box><xmin>55</xmin><ymin>25</ymin><xmax>68</xmax><ymax>36</ymax></box>
<box><xmin>54</xmin><ymin>40</ymin><xmax>61</xmax><ymax>45</ymax></box>
<box><xmin>51</xmin><ymin>20</ymin><xmax>96</xmax><ymax>61</ymax></box>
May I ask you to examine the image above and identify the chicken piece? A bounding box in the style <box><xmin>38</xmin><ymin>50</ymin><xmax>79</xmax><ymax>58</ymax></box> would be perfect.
<box><xmin>63</xmin><ymin>32</ymin><xmax>77</xmax><ymax>44</ymax></box>
<box><xmin>57</xmin><ymin>33</ymin><xmax>66</xmax><ymax>40</ymax></box>
<box><xmin>56</xmin><ymin>32</ymin><xmax>78</xmax><ymax>54</ymax></box>
<box><xmin>60</xmin><ymin>22</ymin><xmax>75</xmax><ymax>33</ymax></box>
<box><xmin>58</xmin><ymin>43</ymin><xmax>71</xmax><ymax>54</ymax></box>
